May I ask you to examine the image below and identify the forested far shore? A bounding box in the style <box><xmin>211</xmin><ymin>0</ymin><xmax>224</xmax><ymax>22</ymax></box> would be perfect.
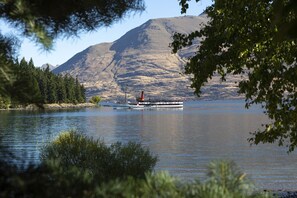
<box><xmin>0</xmin><ymin>103</ymin><xmax>97</xmax><ymax>110</ymax></box>
<box><xmin>0</xmin><ymin>58</ymin><xmax>86</xmax><ymax>109</ymax></box>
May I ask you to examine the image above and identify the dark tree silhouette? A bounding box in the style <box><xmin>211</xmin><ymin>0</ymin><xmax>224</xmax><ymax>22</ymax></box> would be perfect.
<box><xmin>173</xmin><ymin>0</ymin><xmax>297</xmax><ymax>151</ymax></box>
<box><xmin>0</xmin><ymin>0</ymin><xmax>145</xmax><ymax>104</ymax></box>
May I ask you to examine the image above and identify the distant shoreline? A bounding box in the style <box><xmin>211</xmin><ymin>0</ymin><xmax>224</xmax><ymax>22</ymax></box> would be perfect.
<box><xmin>0</xmin><ymin>103</ymin><xmax>97</xmax><ymax>110</ymax></box>
<box><xmin>42</xmin><ymin>103</ymin><xmax>97</xmax><ymax>110</ymax></box>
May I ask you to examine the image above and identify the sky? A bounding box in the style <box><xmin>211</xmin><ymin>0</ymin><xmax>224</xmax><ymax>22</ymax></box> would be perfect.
<box><xmin>2</xmin><ymin>0</ymin><xmax>212</xmax><ymax>67</ymax></box>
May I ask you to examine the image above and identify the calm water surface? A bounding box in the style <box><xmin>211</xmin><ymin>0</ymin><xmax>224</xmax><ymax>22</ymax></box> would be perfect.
<box><xmin>1</xmin><ymin>100</ymin><xmax>297</xmax><ymax>190</ymax></box>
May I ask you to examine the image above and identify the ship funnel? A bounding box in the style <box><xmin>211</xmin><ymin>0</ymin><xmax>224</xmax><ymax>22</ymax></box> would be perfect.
<box><xmin>137</xmin><ymin>91</ymin><xmax>145</xmax><ymax>102</ymax></box>
<box><xmin>140</xmin><ymin>91</ymin><xmax>144</xmax><ymax>101</ymax></box>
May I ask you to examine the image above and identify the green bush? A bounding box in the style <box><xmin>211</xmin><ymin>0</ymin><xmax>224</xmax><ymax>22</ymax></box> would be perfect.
<box><xmin>38</xmin><ymin>160</ymin><xmax>96</xmax><ymax>197</ymax></box>
<box><xmin>96</xmin><ymin>172</ymin><xmax>181</xmax><ymax>197</ymax></box>
<box><xmin>181</xmin><ymin>160</ymin><xmax>271</xmax><ymax>198</ymax></box>
<box><xmin>0</xmin><ymin>163</ymin><xmax>272</xmax><ymax>198</ymax></box>
<box><xmin>41</xmin><ymin>130</ymin><xmax>158</xmax><ymax>182</ymax></box>
<box><xmin>89</xmin><ymin>95</ymin><xmax>101</xmax><ymax>104</ymax></box>
<box><xmin>96</xmin><ymin>165</ymin><xmax>272</xmax><ymax>198</ymax></box>
<box><xmin>140</xmin><ymin>172</ymin><xmax>181</xmax><ymax>197</ymax></box>
<box><xmin>206</xmin><ymin>160</ymin><xmax>253</xmax><ymax>195</ymax></box>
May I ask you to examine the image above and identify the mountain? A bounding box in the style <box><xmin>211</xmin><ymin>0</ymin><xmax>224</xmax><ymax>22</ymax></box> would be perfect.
<box><xmin>40</xmin><ymin>63</ymin><xmax>57</xmax><ymax>71</ymax></box>
<box><xmin>53</xmin><ymin>15</ymin><xmax>243</xmax><ymax>101</ymax></box>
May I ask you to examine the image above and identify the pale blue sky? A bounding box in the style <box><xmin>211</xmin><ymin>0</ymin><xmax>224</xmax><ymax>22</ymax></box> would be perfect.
<box><xmin>4</xmin><ymin>0</ymin><xmax>212</xmax><ymax>66</ymax></box>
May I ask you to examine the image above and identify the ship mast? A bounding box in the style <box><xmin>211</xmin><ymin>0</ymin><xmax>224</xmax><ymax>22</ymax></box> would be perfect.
<box><xmin>124</xmin><ymin>84</ymin><xmax>127</xmax><ymax>104</ymax></box>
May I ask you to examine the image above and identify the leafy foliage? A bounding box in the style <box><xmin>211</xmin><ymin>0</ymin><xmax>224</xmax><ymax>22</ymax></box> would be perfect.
<box><xmin>205</xmin><ymin>160</ymin><xmax>254</xmax><ymax>196</ymax></box>
<box><xmin>0</xmin><ymin>0</ymin><xmax>145</xmax><ymax>50</ymax></box>
<box><xmin>89</xmin><ymin>95</ymin><xmax>101</xmax><ymax>104</ymax></box>
<box><xmin>41</xmin><ymin>130</ymin><xmax>158</xmax><ymax>182</ymax></box>
<box><xmin>173</xmin><ymin>0</ymin><xmax>297</xmax><ymax>152</ymax></box>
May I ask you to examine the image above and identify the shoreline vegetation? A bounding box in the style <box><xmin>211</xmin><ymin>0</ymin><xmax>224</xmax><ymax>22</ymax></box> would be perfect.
<box><xmin>43</xmin><ymin>102</ymin><xmax>97</xmax><ymax>109</ymax></box>
<box><xmin>0</xmin><ymin>131</ymin><xmax>272</xmax><ymax>197</ymax></box>
<box><xmin>0</xmin><ymin>59</ymin><xmax>87</xmax><ymax>111</ymax></box>
<box><xmin>0</xmin><ymin>102</ymin><xmax>97</xmax><ymax>110</ymax></box>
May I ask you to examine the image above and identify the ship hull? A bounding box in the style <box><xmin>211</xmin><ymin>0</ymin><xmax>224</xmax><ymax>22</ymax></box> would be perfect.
<box><xmin>113</xmin><ymin>101</ymin><xmax>183</xmax><ymax>109</ymax></box>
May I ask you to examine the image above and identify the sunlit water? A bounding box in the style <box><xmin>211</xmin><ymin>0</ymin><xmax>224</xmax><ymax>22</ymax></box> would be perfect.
<box><xmin>0</xmin><ymin>100</ymin><xmax>296</xmax><ymax>190</ymax></box>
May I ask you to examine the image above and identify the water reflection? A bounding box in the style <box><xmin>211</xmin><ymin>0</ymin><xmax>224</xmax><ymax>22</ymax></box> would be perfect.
<box><xmin>0</xmin><ymin>101</ymin><xmax>296</xmax><ymax>190</ymax></box>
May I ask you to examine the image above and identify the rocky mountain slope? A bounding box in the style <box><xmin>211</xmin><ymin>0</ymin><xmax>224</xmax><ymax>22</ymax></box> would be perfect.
<box><xmin>53</xmin><ymin>15</ymin><xmax>243</xmax><ymax>101</ymax></box>
<box><xmin>41</xmin><ymin>63</ymin><xmax>56</xmax><ymax>71</ymax></box>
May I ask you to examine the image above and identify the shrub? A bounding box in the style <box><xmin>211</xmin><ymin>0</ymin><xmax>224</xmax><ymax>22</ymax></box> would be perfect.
<box><xmin>38</xmin><ymin>160</ymin><xmax>96</xmax><ymax>198</ymax></box>
<box><xmin>89</xmin><ymin>95</ymin><xmax>101</xmax><ymax>104</ymax></box>
<box><xmin>2</xmin><ymin>132</ymin><xmax>271</xmax><ymax>198</ymax></box>
<box><xmin>96</xmin><ymin>164</ymin><xmax>272</xmax><ymax>198</ymax></box>
<box><xmin>206</xmin><ymin>160</ymin><xmax>254</xmax><ymax>195</ymax></box>
<box><xmin>107</xmin><ymin>142</ymin><xmax>158</xmax><ymax>180</ymax></box>
<box><xmin>1</xmin><ymin>153</ymin><xmax>272</xmax><ymax>198</ymax></box>
<box><xmin>96</xmin><ymin>172</ymin><xmax>181</xmax><ymax>197</ymax></box>
<box><xmin>181</xmin><ymin>160</ymin><xmax>271</xmax><ymax>198</ymax></box>
<box><xmin>140</xmin><ymin>172</ymin><xmax>181</xmax><ymax>197</ymax></box>
<box><xmin>41</xmin><ymin>130</ymin><xmax>158</xmax><ymax>182</ymax></box>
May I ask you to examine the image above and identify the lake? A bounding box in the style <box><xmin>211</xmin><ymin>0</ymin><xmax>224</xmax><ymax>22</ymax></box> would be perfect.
<box><xmin>0</xmin><ymin>100</ymin><xmax>296</xmax><ymax>190</ymax></box>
